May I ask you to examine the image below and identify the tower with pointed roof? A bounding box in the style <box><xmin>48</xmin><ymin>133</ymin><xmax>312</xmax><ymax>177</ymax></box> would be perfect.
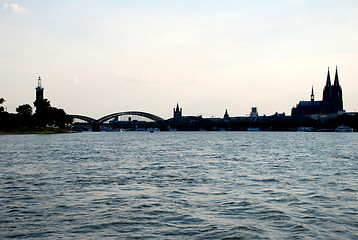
<box><xmin>331</xmin><ymin>66</ymin><xmax>343</xmax><ymax>112</ymax></box>
<box><xmin>223</xmin><ymin>109</ymin><xmax>230</xmax><ymax>119</ymax></box>
<box><xmin>322</xmin><ymin>67</ymin><xmax>331</xmax><ymax>104</ymax></box>
<box><xmin>173</xmin><ymin>103</ymin><xmax>182</xmax><ymax>118</ymax></box>
<box><xmin>310</xmin><ymin>86</ymin><xmax>314</xmax><ymax>103</ymax></box>
<box><xmin>322</xmin><ymin>66</ymin><xmax>343</xmax><ymax>113</ymax></box>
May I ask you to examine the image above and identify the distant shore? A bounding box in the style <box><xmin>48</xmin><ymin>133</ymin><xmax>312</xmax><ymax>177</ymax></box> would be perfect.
<box><xmin>0</xmin><ymin>132</ymin><xmax>16</xmax><ymax>135</ymax></box>
<box><xmin>0</xmin><ymin>129</ymin><xmax>73</xmax><ymax>135</ymax></box>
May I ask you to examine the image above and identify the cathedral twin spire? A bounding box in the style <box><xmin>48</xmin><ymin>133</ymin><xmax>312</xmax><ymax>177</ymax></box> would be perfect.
<box><xmin>322</xmin><ymin>66</ymin><xmax>343</xmax><ymax>113</ymax></box>
<box><xmin>325</xmin><ymin>66</ymin><xmax>340</xmax><ymax>87</ymax></box>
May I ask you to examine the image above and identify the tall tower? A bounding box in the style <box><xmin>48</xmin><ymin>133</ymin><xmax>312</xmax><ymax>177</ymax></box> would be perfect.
<box><xmin>310</xmin><ymin>86</ymin><xmax>314</xmax><ymax>103</ymax></box>
<box><xmin>34</xmin><ymin>76</ymin><xmax>48</xmax><ymax>113</ymax></box>
<box><xmin>173</xmin><ymin>103</ymin><xmax>182</xmax><ymax>118</ymax></box>
<box><xmin>250</xmin><ymin>107</ymin><xmax>258</xmax><ymax>118</ymax></box>
<box><xmin>332</xmin><ymin>66</ymin><xmax>343</xmax><ymax>112</ymax></box>
<box><xmin>322</xmin><ymin>66</ymin><xmax>344</xmax><ymax>113</ymax></box>
<box><xmin>322</xmin><ymin>67</ymin><xmax>331</xmax><ymax>104</ymax></box>
<box><xmin>223</xmin><ymin>109</ymin><xmax>229</xmax><ymax>119</ymax></box>
<box><xmin>36</xmin><ymin>76</ymin><xmax>44</xmax><ymax>102</ymax></box>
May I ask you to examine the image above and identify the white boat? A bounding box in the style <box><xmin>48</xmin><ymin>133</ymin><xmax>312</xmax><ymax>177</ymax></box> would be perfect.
<box><xmin>335</xmin><ymin>125</ymin><xmax>353</xmax><ymax>132</ymax></box>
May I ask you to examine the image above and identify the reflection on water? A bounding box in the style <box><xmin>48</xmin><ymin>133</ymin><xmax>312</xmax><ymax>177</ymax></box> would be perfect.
<box><xmin>1</xmin><ymin>132</ymin><xmax>357</xmax><ymax>239</ymax></box>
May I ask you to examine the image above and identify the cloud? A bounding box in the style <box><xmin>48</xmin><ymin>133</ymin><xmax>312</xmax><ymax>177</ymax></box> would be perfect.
<box><xmin>2</xmin><ymin>3</ymin><xmax>30</xmax><ymax>14</ymax></box>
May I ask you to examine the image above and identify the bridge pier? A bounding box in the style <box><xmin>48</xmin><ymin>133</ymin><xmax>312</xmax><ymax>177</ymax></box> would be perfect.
<box><xmin>92</xmin><ymin>123</ymin><xmax>101</xmax><ymax>132</ymax></box>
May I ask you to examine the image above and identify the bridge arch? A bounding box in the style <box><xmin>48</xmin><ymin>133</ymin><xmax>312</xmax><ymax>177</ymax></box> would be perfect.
<box><xmin>71</xmin><ymin>115</ymin><xmax>96</xmax><ymax>123</ymax></box>
<box><xmin>97</xmin><ymin>111</ymin><xmax>164</xmax><ymax>123</ymax></box>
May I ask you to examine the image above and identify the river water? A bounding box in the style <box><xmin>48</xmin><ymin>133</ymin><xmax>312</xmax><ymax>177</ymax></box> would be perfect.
<box><xmin>0</xmin><ymin>132</ymin><xmax>357</xmax><ymax>239</ymax></box>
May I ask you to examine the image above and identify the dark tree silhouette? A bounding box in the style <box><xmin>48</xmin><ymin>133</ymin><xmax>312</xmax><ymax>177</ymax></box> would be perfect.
<box><xmin>0</xmin><ymin>98</ymin><xmax>5</xmax><ymax>112</ymax></box>
<box><xmin>15</xmin><ymin>104</ymin><xmax>33</xmax><ymax>130</ymax></box>
<box><xmin>16</xmin><ymin>104</ymin><xmax>32</xmax><ymax>116</ymax></box>
<box><xmin>34</xmin><ymin>98</ymin><xmax>51</xmax><ymax>114</ymax></box>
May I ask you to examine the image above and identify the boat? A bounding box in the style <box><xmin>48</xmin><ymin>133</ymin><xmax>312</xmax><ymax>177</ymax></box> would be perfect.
<box><xmin>335</xmin><ymin>125</ymin><xmax>353</xmax><ymax>132</ymax></box>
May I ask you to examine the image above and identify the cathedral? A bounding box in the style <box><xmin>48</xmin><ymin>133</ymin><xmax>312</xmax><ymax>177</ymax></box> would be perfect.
<box><xmin>291</xmin><ymin>67</ymin><xmax>344</xmax><ymax>117</ymax></box>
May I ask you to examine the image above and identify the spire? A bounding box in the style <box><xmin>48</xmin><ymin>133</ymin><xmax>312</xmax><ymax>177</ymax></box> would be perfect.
<box><xmin>224</xmin><ymin>109</ymin><xmax>229</xmax><ymax>119</ymax></box>
<box><xmin>334</xmin><ymin>66</ymin><xmax>340</xmax><ymax>86</ymax></box>
<box><xmin>173</xmin><ymin>103</ymin><xmax>182</xmax><ymax>118</ymax></box>
<box><xmin>326</xmin><ymin>67</ymin><xmax>331</xmax><ymax>86</ymax></box>
<box><xmin>311</xmin><ymin>86</ymin><xmax>314</xmax><ymax>102</ymax></box>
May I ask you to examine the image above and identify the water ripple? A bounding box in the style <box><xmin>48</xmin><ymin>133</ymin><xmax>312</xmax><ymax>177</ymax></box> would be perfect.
<box><xmin>1</xmin><ymin>132</ymin><xmax>357</xmax><ymax>239</ymax></box>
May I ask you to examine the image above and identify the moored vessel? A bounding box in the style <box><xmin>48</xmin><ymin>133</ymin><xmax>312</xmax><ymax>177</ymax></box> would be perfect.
<box><xmin>335</xmin><ymin>125</ymin><xmax>353</xmax><ymax>132</ymax></box>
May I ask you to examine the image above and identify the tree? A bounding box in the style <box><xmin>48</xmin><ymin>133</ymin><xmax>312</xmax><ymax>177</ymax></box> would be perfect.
<box><xmin>16</xmin><ymin>104</ymin><xmax>33</xmax><ymax>130</ymax></box>
<box><xmin>33</xmin><ymin>99</ymin><xmax>72</xmax><ymax>128</ymax></box>
<box><xmin>0</xmin><ymin>98</ymin><xmax>17</xmax><ymax>130</ymax></box>
<box><xmin>16</xmin><ymin>104</ymin><xmax>32</xmax><ymax>116</ymax></box>
<box><xmin>0</xmin><ymin>98</ymin><xmax>5</xmax><ymax>112</ymax></box>
<box><xmin>1</xmin><ymin>97</ymin><xmax>72</xmax><ymax>131</ymax></box>
<box><xmin>34</xmin><ymin>98</ymin><xmax>51</xmax><ymax>114</ymax></box>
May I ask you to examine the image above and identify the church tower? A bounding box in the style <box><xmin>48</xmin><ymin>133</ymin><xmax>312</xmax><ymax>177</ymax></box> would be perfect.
<box><xmin>331</xmin><ymin>66</ymin><xmax>343</xmax><ymax>112</ymax></box>
<box><xmin>310</xmin><ymin>86</ymin><xmax>314</xmax><ymax>103</ymax></box>
<box><xmin>322</xmin><ymin>66</ymin><xmax>343</xmax><ymax>113</ymax></box>
<box><xmin>322</xmin><ymin>67</ymin><xmax>331</xmax><ymax>105</ymax></box>
<box><xmin>223</xmin><ymin>109</ymin><xmax>230</xmax><ymax>119</ymax></box>
<box><xmin>173</xmin><ymin>103</ymin><xmax>182</xmax><ymax>118</ymax></box>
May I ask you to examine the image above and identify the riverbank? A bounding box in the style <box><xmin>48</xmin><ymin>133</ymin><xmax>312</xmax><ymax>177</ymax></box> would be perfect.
<box><xmin>0</xmin><ymin>129</ymin><xmax>73</xmax><ymax>135</ymax></box>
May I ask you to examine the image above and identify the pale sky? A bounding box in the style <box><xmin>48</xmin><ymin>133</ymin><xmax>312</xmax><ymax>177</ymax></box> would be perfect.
<box><xmin>1</xmin><ymin>0</ymin><xmax>357</xmax><ymax>119</ymax></box>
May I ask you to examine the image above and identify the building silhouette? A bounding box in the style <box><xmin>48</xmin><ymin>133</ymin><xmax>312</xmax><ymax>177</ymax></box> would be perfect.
<box><xmin>250</xmin><ymin>107</ymin><xmax>259</xmax><ymax>118</ymax></box>
<box><xmin>322</xmin><ymin>67</ymin><xmax>343</xmax><ymax>113</ymax></box>
<box><xmin>173</xmin><ymin>103</ymin><xmax>182</xmax><ymax>118</ymax></box>
<box><xmin>291</xmin><ymin>67</ymin><xmax>344</xmax><ymax>117</ymax></box>
<box><xmin>33</xmin><ymin>76</ymin><xmax>52</xmax><ymax>114</ymax></box>
<box><xmin>35</xmin><ymin>76</ymin><xmax>44</xmax><ymax>102</ymax></box>
<box><xmin>223</xmin><ymin>109</ymin><xmax>229</xmax><ymax>119</ymax></box>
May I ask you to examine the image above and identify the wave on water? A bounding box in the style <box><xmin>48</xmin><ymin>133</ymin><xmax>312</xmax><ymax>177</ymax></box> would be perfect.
<box><xmin>0</xmin><ymin>132</ymin><xmax>357</xmax><ymax>239</ymax></box>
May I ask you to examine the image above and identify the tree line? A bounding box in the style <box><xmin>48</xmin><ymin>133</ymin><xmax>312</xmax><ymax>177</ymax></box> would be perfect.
<box><xmin>0</xmin><ymin>97</ymin><xmax>72</xmax><ymax>132</ymax></box>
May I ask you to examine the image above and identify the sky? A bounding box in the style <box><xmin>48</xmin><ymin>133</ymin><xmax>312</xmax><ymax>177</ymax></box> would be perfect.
<box><xmin>1</xmin><ymin>0</ymin><xmax>358</xmax><ymax>119</ymax></box>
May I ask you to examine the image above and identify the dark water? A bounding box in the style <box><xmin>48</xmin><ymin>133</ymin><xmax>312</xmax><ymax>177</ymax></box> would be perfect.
<box><xmin>1</xmin><ymin>132</ymin><xmax>357</xmax><ymax>239</ymax></box>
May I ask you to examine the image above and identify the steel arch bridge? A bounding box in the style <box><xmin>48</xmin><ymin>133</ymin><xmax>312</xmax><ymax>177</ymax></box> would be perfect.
<box><xmin>71</xmin><ymin>111</ymin><xmax>164</xmax><ymax>124</ymax></box>
<box><xmin>97</xmin><ymin>111</ymin><xmax>164</xmax><ymax>123</ymax></box>
<box><xmin>70</xmin><ymin>115</ymin><xmax>97</xmax><ymax>123</ymax></box>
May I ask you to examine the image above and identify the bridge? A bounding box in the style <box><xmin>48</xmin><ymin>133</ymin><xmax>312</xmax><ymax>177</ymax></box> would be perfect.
<box><xmin>71</xmin><ymin>111</ymin><xmax>165</xmax><ymax>131</ymax></box>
